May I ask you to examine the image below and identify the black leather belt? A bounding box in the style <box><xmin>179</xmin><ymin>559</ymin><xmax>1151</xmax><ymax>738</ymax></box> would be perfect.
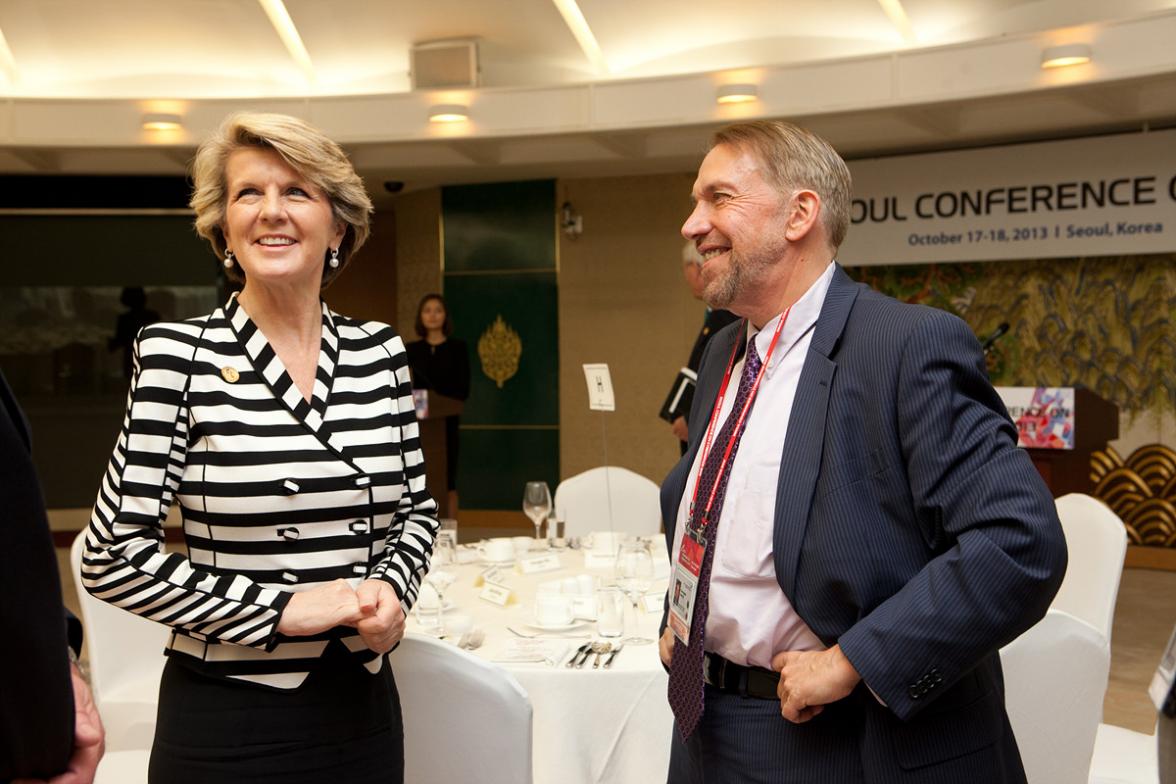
<box><xmin>702</xmin><ymin>652</ymin><xmax>779</xmax><ymax>700</ymax></box>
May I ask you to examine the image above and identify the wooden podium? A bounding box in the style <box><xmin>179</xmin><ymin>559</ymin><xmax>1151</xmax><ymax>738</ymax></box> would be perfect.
<box><xmin>998</xmin><ymin>387</ymin><xmax>1119</xmax><ymax>497</ymax></box>
<box><xmin>415</xmin><ymin>390</ymin><xmax>463</xmax><ymax>518</ymax></box>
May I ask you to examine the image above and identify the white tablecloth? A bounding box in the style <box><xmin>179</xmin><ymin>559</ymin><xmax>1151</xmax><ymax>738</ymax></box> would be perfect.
<box><xmin>405</xmin><ymin>545</ymin><xmax>675</xmax><ymax>784</ymax></box>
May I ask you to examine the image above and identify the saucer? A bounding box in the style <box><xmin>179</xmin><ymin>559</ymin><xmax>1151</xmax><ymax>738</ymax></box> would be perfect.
<box><xmin>522</xmin><ymin>619</ymin><xmax>591</xmax><ymax>632</ymax></box>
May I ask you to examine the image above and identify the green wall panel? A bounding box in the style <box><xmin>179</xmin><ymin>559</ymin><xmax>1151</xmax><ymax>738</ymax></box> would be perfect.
<box><xmin>442</xmin><ymin>180</ymin><xmax>558</xmax><ymax>510</ymax></box>
<box><xmin>457</xmin><ymin>429</ymin><xmax>560</xmax><ymax>510</ymax></box>
<box><xmin>445</xmin><ymin>272</ymin><xmax>558</xmax><ymax>425</ymax></box>
<box><xmin>442</xmin><ymin>180</ymin><xmax>556</xmax><ymax>272</ymax></box>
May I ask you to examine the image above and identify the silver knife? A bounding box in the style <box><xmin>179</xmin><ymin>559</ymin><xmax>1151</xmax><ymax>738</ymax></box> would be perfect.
<box><xmin>566</xmin><ymin>642</ymin><xmax>592</xmax><ymax>668</ymax></box>
<box><xmin>603</xmin><ymin>642</ymin><xmax>624</xmax><ymax>669</ymax></box>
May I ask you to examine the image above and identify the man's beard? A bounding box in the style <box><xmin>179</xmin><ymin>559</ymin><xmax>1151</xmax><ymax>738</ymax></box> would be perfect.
<box><xmin>702</xmin><ymin>245</ymin><xmax>780</xmax><ymax>313</ymax></box>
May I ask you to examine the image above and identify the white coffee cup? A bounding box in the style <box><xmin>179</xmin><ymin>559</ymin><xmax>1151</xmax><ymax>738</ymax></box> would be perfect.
<box><xmin>479</xmin><ymin>538</ymin><xmax>515</xmax><ymax>563</ymax></box>
<box><xmin>511</xmin><ymin>536</ymin><xmax>533</xmax><ymax>555</ymax></box>
<box><xmin>534</xmin><ymin>595</ymin><xmax>575</xmax><ymax>627</ymax></box>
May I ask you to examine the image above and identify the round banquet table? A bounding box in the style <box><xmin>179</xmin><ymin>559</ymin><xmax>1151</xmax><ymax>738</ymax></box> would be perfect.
<box><xmin>404</xmin><ymin>543</ymin><xmax>675</xmax><ymax>784</ymax></box>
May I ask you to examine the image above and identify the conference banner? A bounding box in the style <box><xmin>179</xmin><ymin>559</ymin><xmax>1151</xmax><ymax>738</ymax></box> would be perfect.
<box><xmin>839</xmin><ymin>129</ymin><xmax>1176</xmax><ymax>265</ymax></box>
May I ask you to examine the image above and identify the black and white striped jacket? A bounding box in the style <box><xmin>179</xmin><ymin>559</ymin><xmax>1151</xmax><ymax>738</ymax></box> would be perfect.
<box><xmin>82</xmin><ymin>294</ymin><xmax>439</xmax><ymax>690</ymax></box>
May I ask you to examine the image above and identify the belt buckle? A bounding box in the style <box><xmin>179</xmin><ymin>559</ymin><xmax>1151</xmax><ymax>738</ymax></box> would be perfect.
<box><xmin>716</xmin><ymin>655</ymin><xmax>729</xmax><ymax>689</ymax></box>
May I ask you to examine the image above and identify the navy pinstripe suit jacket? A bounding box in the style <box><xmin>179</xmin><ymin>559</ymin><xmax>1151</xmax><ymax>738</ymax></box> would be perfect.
<box><xmin>661</xmin><ymin>265</ymin><xmax>1067</xmax><ymax>781</ymax></box>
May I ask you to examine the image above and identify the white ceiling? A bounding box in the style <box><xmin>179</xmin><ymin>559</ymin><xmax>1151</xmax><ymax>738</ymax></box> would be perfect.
<box><xmin>0</xmin><ymin>0</ymin><xmax>1174</xmax><ymax>195</ymax></box>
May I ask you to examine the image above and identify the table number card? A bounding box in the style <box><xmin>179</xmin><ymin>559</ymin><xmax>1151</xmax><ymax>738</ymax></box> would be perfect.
<box><xmin>582</xmin><ymin>364</ymin><xmax>616</xmax><ymax>412</ymax></box>
<box><xmin>518</xmin><ymin>553</ymin><xmax>562</xmax><ymax>574</ymax></box>
<box><xmin>479</xmin><ymin>581</ymin><xmax>513</xmax><ymax>606</ymax></box>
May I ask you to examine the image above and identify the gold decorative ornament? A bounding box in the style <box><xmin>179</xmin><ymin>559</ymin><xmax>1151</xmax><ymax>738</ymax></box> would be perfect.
<box><xmin>477</xmin><ymin>315</ymin><xmax>522</xmax><ymax>389</ymax></box>
<box><xmin>221</xmin><ymin>366</ymin><xmax>240</xmax><ymax>383</ymax></box>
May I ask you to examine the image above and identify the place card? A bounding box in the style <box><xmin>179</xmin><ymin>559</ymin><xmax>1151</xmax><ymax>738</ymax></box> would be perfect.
<box><xmin>583</xmin><ymin>551</ymin><xmax>616</xmax><ymax>570</ymax></box>
<box><xmin>475</xmin><ymin>566</ymin><xmax>506</xmax><ymax>587</ymax></box>
<box><xmin>518</xmin><ymin>553</ymin><xmax>562</xmax><ymax>574</ymax></box>
<box><xmin>479</xmin><ymin>581</ymin><xmax>513</xmax><ymax>606</ymax></box>
<box><xmin>641</xmin><ymin>593</ymin><xmax>664</xmax><ymax>614</ymax></box>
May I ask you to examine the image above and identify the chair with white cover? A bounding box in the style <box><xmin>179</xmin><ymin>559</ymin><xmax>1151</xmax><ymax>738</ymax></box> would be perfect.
<box><xmin>94</xmin><ymin>749</ymin><xmax>150</xmax><ymax>784</ymax></box>
<box><xmin>1000</xmin><ymin>608</ymin><xmax>1111</xmax><ymax>784</ymax></box>
<box><xmin>70</xmin><ymin>531</ymin><xmax>169</xmax><ymax>752</ymax></box>
<box><xmin>554</xmin><ymin>466</ymin><xmax>661</xmax><ymax>539</ymax></box>
<box><xmin>1051</xmin><ymin>493</ymin><xmax>1128</xmax><ymax>642</ymax></box>
<box><xmin>390</xmin><ymin>633</ymin><xmax>533</xmax><ymax>784</ymax></box>
<box><xmin>1088</xmin><ymin>721</ymin><xmax>1160</xmax><ymax>784</ymax></box>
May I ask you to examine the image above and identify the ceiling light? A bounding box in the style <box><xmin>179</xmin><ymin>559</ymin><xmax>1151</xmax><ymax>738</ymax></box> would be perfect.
<box><xmin>429</xmin><ymin>104</ymin><xmax>469</xmax><ymax>123</ymax></box>
<box><xmin>716</xmin><ymin>84</ymin><xmax>758</xmax><ymax>104</ymax></box>
<box><xmin>0</xmin><ymin>26</ymin><xmax>18</xmax><ymax>82</ymax></box>
<box><xmin>1041</xmin><ymin>43</ymin><xmax>1092</xmax><ymax>69</ymax></box>
<box><xmin>551</xmin><ymin>0</ymin><xmax>609</xmax><ymax>74</ymax></box>
<box><xmin>142</xmin><ymin>113</ymin><xmax>183</xmax><ymax>131</ymax></box>
<box><xmin>876</xmin><ymin>0</ymin><xmax>917</xmax><ymax>44</ymax></box>
<box><xmin>257</xmin><ymin>0</ymin><xmax>315</xmax><ymax>80</ymax></box>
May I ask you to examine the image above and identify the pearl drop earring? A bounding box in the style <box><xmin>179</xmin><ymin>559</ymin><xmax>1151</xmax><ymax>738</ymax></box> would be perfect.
<box><xmin>223</xmin><ymin>249</ymin><xmax>235</xmax><ymax>269</ymax></box>
<box><xmin>328</xmin><ymin>248</ymin><xmax>340</xmax><ymax>269</ymax></box>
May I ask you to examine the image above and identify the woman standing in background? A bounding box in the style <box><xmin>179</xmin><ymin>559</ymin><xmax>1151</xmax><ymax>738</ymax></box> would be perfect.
<box><xmin>406</xmin><ymin>294</ymin><xmax>469</xmax><ymax>517</ymax></box>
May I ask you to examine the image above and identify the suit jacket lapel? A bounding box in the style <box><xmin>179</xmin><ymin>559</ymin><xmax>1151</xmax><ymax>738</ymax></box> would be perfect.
<box><xmin>773</xmin><ymin>266</ymin><xmax>860</xmax><ymax>599</ymax></box>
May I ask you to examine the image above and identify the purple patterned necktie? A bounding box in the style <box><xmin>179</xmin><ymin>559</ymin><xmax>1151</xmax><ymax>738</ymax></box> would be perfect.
<box><xmin>667</xmin><ymin>337</ymin><xmax>764</xmax><ymax>740</ymax></box>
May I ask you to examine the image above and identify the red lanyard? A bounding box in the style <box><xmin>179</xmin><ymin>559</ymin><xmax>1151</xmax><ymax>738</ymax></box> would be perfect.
<box><xmin>689</xmin><ymin>307</ymin><xmax>792</xmax><ymax>530</ymax></box>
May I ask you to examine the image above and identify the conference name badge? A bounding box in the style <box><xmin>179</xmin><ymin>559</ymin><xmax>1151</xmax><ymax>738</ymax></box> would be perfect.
<box><xmin>668</xmin><ymin>526</ymin><xmax>705</xmax><ymax>646</ymax></box>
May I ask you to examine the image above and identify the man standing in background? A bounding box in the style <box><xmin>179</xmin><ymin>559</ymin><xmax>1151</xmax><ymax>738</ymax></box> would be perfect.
<box><xmin>669</xmin><ymin>241</ymin><xmax>738</xmax><ymax>455</ymax></box>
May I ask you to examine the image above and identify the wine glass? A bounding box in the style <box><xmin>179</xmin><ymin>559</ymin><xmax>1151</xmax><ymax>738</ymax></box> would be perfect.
<box><xmin>432</xmin><ymin>533</ymin><xmax>457</xmax><ymax>567</ymax></box>
<box><xmin>615</xmin><ymin>539</ymin><xmax>654</xmax><ymax>608</ymax></box>
<box><xmin>523</xmin><ymin>481</ymin><xmax>553</xmax><ymax>545</ymax></box>
<box><xmin>422</xmin><ymin>569</ymin><xmax>456</xmax><ymax>635</ymax></box>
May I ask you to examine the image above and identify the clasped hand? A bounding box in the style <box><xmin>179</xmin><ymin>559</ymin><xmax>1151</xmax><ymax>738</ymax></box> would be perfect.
<box><xmin>771</xmin><ymin>644</ymin><xmax>861</xmax><ymax>724</ymax></box>
<box><xmin>276</xmin><ymin>578</ymin><xmax>405</xmax><ymax>654</ymax></box>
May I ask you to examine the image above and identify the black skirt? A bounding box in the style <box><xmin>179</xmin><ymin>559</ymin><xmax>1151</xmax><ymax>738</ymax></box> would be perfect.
<box><xmin>149</xmin><ymin>640</ymin><xmax>403</xmax><ymax>784</ymax></box>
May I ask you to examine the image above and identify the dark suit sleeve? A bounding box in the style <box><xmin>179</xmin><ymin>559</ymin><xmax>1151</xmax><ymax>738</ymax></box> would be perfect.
<box><xmin>0</xmin><ymin>380</ymin><xmax>74</xmax><ymax>780</ymax></box>
<box><xmin>836</xmin><ymin>309</ymin><xmax>1067</xmax><ymax>720</ymax></box>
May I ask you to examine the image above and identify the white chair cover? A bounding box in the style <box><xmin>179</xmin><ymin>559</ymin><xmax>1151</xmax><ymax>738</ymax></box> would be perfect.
<box><xmin>1089</xmin><ymin>722</ymin><xmax>1160</xmax><ymax>784</ymax></box>
<box><xmin>94</xmin><ymin>749</ymin><xmax>150</xmax><ymax>784</ymax></box>
<box><xmin>1052</xmin><ymin>493</ymin><xmax>1128</xmax><ymax>642</ymax></box>
<box><xmin>1001</xmin><ymin>609</ymin><xmax>1111</xmax><ymax>784</ymax></box>
<box><xmin>70</xmin><ymin>531</ymin><xmax>169</xmax><ymax>752</ymax></box>
<box><xmin>554</xmin><ymin>466</ymin><xmax>661</xmax><ymax>539</ymax></box>
<box><xmin>391</xmin><ymin>633</ymin><xmax>533</xmax><ymax>784</ymax></box>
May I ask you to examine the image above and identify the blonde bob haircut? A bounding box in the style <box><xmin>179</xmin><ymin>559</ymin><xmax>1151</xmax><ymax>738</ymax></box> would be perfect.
<box><xmin>190</xmin><ymin>112</ymin><xmax>373</xmax><ymax>287</ymax></box>
<box><xmin>712</xmin><ymin>120</ymin><xmax>852</xmax><ymax>252</ymax></box>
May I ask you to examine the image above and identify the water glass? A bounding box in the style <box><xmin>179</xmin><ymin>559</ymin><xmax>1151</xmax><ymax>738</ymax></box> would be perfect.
<box><xmin>596</xmin><ymin>587</ymin><xmax>625</xmax><ymax>638</ymax></box>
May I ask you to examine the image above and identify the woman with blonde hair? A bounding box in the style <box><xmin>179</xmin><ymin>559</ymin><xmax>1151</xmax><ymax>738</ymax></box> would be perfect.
<box><xmin>82</xmin><ymin>112</ymin><xmax>437</xmax><ymax>783</ymax></box>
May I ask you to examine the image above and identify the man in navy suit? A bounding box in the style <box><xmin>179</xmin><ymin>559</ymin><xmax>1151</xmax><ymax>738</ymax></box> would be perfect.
<box><xmin>659</xmin><ymin>120</ymin><xmax>1066</xmax><ymax>783</ymax></box>
<box><xmin>1</xmin><ymin>369</ymin><xmax>104</xmax><ymax>783</ymax></box>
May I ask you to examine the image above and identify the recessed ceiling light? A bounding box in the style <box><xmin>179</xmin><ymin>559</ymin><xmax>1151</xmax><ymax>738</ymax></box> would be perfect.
<box><xmin>1041</xmin><ymin>43</ymin><xmax>1092</xmax><ymax>69</ymax></box>
<box><xmin>716</xmin><ymin>84</ymin><xmax>758</xmax><ymax>104</ymax></box>
<box><xmin>142</xmin><ymin>113</ymin><xmax>183</xmax><ymax>131</ymax></box>
<box><xmin>429</xmin><ymin>104</ymin><xmax>469</xmax><ymax>123</ymax></box>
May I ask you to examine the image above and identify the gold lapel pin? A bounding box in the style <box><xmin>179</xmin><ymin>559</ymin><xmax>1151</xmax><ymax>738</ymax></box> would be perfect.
<box><xmin>221</xmin><ymin>366</ymin><xmax>240</xmax><ymax>383</ymax></box>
